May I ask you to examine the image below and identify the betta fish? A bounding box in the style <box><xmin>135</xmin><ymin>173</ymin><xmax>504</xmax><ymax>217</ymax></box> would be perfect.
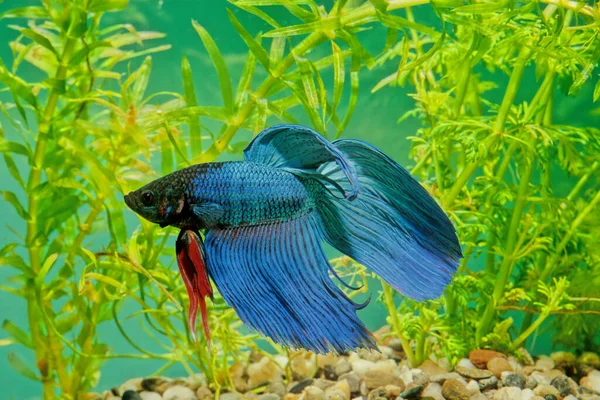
<box><xmin>124</xmin><ymin>124</ymin><xmax>461</xmax><ymax>353</ymax></box>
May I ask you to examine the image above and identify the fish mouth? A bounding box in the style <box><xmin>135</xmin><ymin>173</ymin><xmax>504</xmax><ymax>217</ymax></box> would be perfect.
<box><xmin>124</xmin><ymin>192</ymin><xmax>135</xmax><ymax>209</ymax></box>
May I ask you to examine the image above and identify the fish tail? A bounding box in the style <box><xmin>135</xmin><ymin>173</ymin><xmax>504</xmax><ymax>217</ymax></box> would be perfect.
<box><xmin>309</xmin><ymin>139</ymin><xmax>462</xmax><ymax>301</ymax></box>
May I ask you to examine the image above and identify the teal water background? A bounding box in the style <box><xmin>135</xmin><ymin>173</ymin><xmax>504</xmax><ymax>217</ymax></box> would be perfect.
<box><xmin>1</xmin><ymin>1</ymin><xmax>598</xmax><ymax>399</ymax></box>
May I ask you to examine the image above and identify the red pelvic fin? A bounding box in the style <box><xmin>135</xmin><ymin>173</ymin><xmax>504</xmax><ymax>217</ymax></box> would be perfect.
<box><xmin>176</xmin><ymin>230</ymin><xmax>213</xmax><ymax>343</ymax></box>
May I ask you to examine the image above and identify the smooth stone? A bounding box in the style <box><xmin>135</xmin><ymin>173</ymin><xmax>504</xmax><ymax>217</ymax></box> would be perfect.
<box><xmin>140</xmin><ymin>393</ymin><xmax>162</xmax><ymax>400</ymax></box>
<box><xmin>535</xmin><ymin>357</ymin><xmax>555</xmax><ymax>372</ymax></box>
<box><xmin>317</xmin><ymin>354</ymin><xmax>338</xmax><ymax>369</ymax></box>
<box><xmin>580</xmin><ymin>393</ymin><xmax>600</xmax><ymax>400</ymax></box>
<box><xmin>324</xmin><ymin>380</ymin><xmax>350</xmax><ymax>400</ymax></box>
<box><xmin>418</xmin><ymin>360</ymin><xmax>448</xmax><ymax>376</ymax></box>
<box><xmin>530</xmin><ymin>371</ymin><xmax>550</xmax><ymax>385</ymax></box>
<box><xmin>196</xmin><ymin>387</ymin><xmax>213</xmax><ymax>400</ymax></box>
<box><xmin>230</xmin><ymin>362</ymin><xmax>248</xmax><ymax>393</ymax></box>
<box><xmin>350</xmin><ymin>360</ymin><xmax>375</xmax><ymax>378</ymax></box>
<box><xmin>338</xmin><ymin>372</ymin><xmax>360</xmax><ymax>394</ymax></box>
<box><xmin>457</xmin><ymin>358</ymin><xmax>477</xmax><ymax>369</ymax></box>
<box><xmin>366</xmin><ymin>388</ymin><xmax>387</xmax><ymax>400</ymax></box>
<box><xmin>383</xmin><ymin>384</ymin><xmax>403</xmax><ymax>397</ymax></box>
<box><xmin>245</xmin><ymin>393</ymin><xmax>258</xmax><ymax>400</ymax></box>
<box><xmin>441</xmin><ymin>378</ymin><xmax>470</xmax><ymax>400</ymax></box>
<box><xmin>563</xmin><ymin>396</ymin><xmax>578</xmax><ymax>400</ymax></box>
<box><xmin>421</xmin><ymin>382</ymin><xmax>444</xmax><ymax>400</ymax></box>
<box><xmin>455</xmin><ymin>366</ymin><xmax>493</xmax><ymax>380</ymax></box>
<box><xmin>163</xmin><ymin>385</ymin><xmax>197</xmax><ymax>400</ymax></box>
<box><xmin>508</xmin><ymin>357</ymin><xmax>523</xmax><ymax>374</ymax></box>
<box><xmin>291</xmin><ymin>353</ymin><xmax>318</xmax><ymax>381</ymax></box>
<box><xmin>185</xmin><ymin>374</ymin><xmax>207</xmax><ymax>391</ymax></box>
<box><xmin>335</xmin><ymin>359</ymin><xmax>352</xmax><ymax>377</ymax></box>
<box><xmin>412</xmin><ymin>371</ymin><xmax>430</xmax><ymax>386</ymax></box>
<box><xmin>533</xmin><ymin>384</ymin><xmax>559</xmax><ymax>397</ymax></box>
<box><xmin>363</xmin><ymin>370</ymin><xmax>404</xmax><ymax>390</ymax></box>
<box><xmin>303</xmin><ymin>386</ymin><xmax>325</xmax><ymax>400</ymax></box>
<box><xmin>502</xmin><ymin>373</ymin><xmax>526</xmax><ymax>389</ymax></box>
<box><xmin>525</xmin><ymin>376</ymin><xmax>538</xmax><ymax>389</ymax></box>
<box><xmin>142</xmin><ymin>377</ymin><xmax>174</xmax><ymax>394</ymax></box>
<box><xmin>516</xmin><ymin>348</ymin><xmax>535</xmax><ymax>366</ymax></box>
<box><xmin>267</xmin><ymin>381</ymin><xmax>286</xmax><ymax>397</ymax></box>
<box><xmin>542</xmin><ymin>395</ymin><xmax>557</xmax><ymax>400</ymax></box>
<box><xmin>289</xmin><ymin>379</ymin><xmax>314</xmax><ymax>394</ymax></box>
<box><xmin>550</xmin><ymin>375</ymin><xmax>575</xmax><ymax>396</ymax></box>
<box><xmin>372</xmin><ymin>360</ymin><xmax>396</xmax><ymax>374</ymax></box>
<box><xmin>399</xmin><ymin>369</ymin><xmax>413</xmax><ymax>385</ymax></box>
<box><xmin>120</xmin><ymin>378</ymin><xmax>144</xmax><ymax>393</ymax></box>
<box><xmin>470</xmin><ymin>394</ymin><xmax>487</xmax><ymax>400</ymax></box>
<box><xmin>248</xmin><ymin>358</ymin><xmax>284</xmax><ymax>388</ymax></box>
<box><xmin>487</xmin><ymin>358</ymin><xmax>513</xmax><ymax>378</ymax></box>
<box><xmin>478</xmin><ymin>376</ymin><xmax>498</xmax><ymax>391</ymax></box>
<box><xmin>492</xmin><ymin>387</ymin><xmax>521</xmax><ymax>400</ymax></box>
<box><xmin>550</xmin><ymin>352</ymin><xmax>576</xmax><ymax>368</ymax></box>
<box><xmin>258</xmin><ymin>395</ymin><xmax>280</xmax><ymax>400</ymax></box>
<box><xmin>312</xmin><ymin>379</ymin><xmax>336</xmax><ymax>391</ymax></box>
<box><xmin>356</xmin><ymin>349</ymin><xmax>384</xmax><ymax>363</ymax></box>
<box><xmin>430</xmin><ymin>372</ymin><xmax>462</xmax><ymax>384</ymax></box>
<box><xmin>469</xmin><ymin>350</ymin><xmax>506</xmax><ymax>370</ymax></box>
<box><xmin>581</xmin><ymin>370</ymin><xmax>600</xmax><ymax>393</ymax></box>
<box><xmin>122</xmin><ymin>391</ymin><xmax>142</xmax><ymax>400</ymax></box>
<box><xmin>399</xmin><ymin>384</ymin><xmax>423</xmax><ymax>399</ymax></box>
<box><xmin>521</xmin><ymin>388</ymin><xmax>536</xmax><ymax>400</ymax></box>
<box><xmin>578</xmin><ymin>353</ymin><xmax>600</xmax><ymax>368</ymax></box>
<box><xmin>387</xmin><ymin>338</ymin><xmax>404</xmax><ymax>353</ymax></box>
<box><xmin>465</xmin><ymin>379</ymin><xmax>480</xmax><ymax>395</ymax></box>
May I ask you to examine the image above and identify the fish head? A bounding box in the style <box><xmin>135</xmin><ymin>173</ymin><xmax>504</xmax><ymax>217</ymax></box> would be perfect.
<box><xmin>124</xmin><ymin>180</ymin><xmax>185</xmax><ymax>227</ymax></box>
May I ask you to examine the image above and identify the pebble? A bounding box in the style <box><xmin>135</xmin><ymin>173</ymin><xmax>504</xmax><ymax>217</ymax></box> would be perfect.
<box><xmin>487</xmin><ymin>357</ymin><xmax>513</xmax><ymax>378</ymax></box>
<box><xmin>122</xmin><ymin>391</ymin><xmax>142</xmax><ymax>400</ymax></box>
<box><xmin>535</xmin><ymin>357</ymin><xmax>555</xmax><ymax>372</ymax></box>
<box><xmin>492</xmin><ymin>387</ymin><xmax>521</xmax><ymax>400</ymax></box>
<box><xmin>142</xmin><ymin>377</ymin><xmax>173</xmax><ymax>394</ymax></box>
<box><xmin>430</xmin><ymin>372</ymin><xmax>462</xmax><ymax>384</ymax></box>
<box><xmin>139</xmin><ymin>393</ymin><xmax>162</xmax><ymax>400</ymax></box>
<box><xmin>501</xmin><ymin>373</ymin><xmax>526</xmax><ymax>389</ymax></box>
<box><xmin>478</xmin><ymin>376</ymin><xmax>498</xmax><ymax>391</ymax></box>
<box><xmin>581</xmin><ymin>370</ymin><xmax>600</xmax><ymax>393</ymax></box>
<box><xmin>422</xmin><ymin>382</ymin><xmax>444</xmax><ymax>400</ymax></box>
<box><xmin>196</xmin><ymin>387</ymin><xmax>213</xmax><ymax>400</ymax></box>
<box><xmin>469</xmin><ymin>350</ymin><xmax>506</xmax><ymax>370</ymax></box>
<box><xmin>418</xmin><ymin>360</ymin><xmax>448</xmax><ymax>376</ymax></box>
<box><xmin>303</xmin><ymin>386</ymin><xmax>325</xmax><ymax>400</ymax></box>
<box><xmin>525</xmin><ymin>375</ymin><xmax>538</xmax><ymax>389</ymax></box>
<box><xmin>399</xmin><ymin>384</ymin><xmax>423</xmax><ymax>398</ymax></box>
<box><xmin>312</xmin><ymin>379</ymin><xmax>336</xmax><ymax>391</ymax></box>
<box><xmin>291</xmin><ymin>353</ymin><xmax>318</xmax><ymax>381</ymax></box>
<box><xmin>363</xmin><ymin>370</ymin><xmax>404</xmax><ymax>390</ymax></box>
<box><xmin>248</xmin><ymin>358</ymin><xmax>283</xmax><ymax>388</ymax></box>
<box><xmin>441</xmin><ymin>378</ymin><xmax>470</xmax><ymax>400</ymax></box>
<box><xmin>230</xmin><ymin>362</ymin><xmax>248</xmax><ymax>393</ymax></box>
<box><xmin>120</xmin><ymin>378</ymin><xmax>143</xmax><ymax>393</ymax></box>
<box><xmin>533</xmin><ymin>383</ymin><xmax>559</xmax><ymax>397</ymax></box>
<box><xmin>542</xmin><ymin>395</ymin><xmax>558</xmax><ymax>400</ymax></box>
<box><xmin>337</xmin><ymin>373</ymin><xmax>360</xmax><ymax>393</ymax></box>
<box><xmin>324</xmin><ymin>380</ymin><xmax>350</xmax><ymax>400</ymax></box>
<box><xmin>334</xmin><ymin>359</ymin><xmax>352</xmax><ymax>377</ymax></box>
<box><xmin>366</xmin><ymin>387</ymin><xmax>386</xmax><ymax>400</ymax></box>
<box><xmin>465</xmin><ymin>379</ymin><xmax>481</xmax><ymax>395</ymax></box>
<box><xmin>470</xmin><ymin>394</ymin><xmax>487</xmax><ymax>400</ymax></box>
<box><xmin>457</xmin><ymin>358</ymin><xmax>477</xmax><ymax>369</ymax></box>
<box><xmin>579</xmin><ymin>353</ymin><xmax>600</xmax><ymax>368</ymax></box>
<box><xmin>530</xmin><ymin>371</ymin><xmax>550</xmax><ymax>385</ymax></box>
<box><xmin>521</xmin><ymin>388</ymin><xmax>536</xmax><ymax>400</ymax></box>
<box><xmin>268</xmin><ymin>381</ymin><xmax>287</xmax><ymax>397</ymax></box>
<box><xmin>412</xmin><ymin>371</ymin><xmax>430</xmax><ymax>386</ymax></box>
<box><xmin>289</xmin><ymin>379</ymin><xmax>314</xmax><ymax>394</ymax></box>
<box><xmin>162</xmin><ymin>385</ymin><xmax>197</xmax><ymax>400</ymax></box>
<box><xmin>317</xmin><ymin>354</ymin><xmax>338</xmax><ymax>369</ymax></box>
<box><xmin>350</xmin><ymin>360</ymin><xmax>375</xmax><ymax>378</ymax></box>
<box><xmin>550</xmin><ymin>374</ymin><xmax>576</xmax><ymax>396</ymax></box>
<box><xmin>455</xmin><ymin>365</ymin><xmax>493</xmax><ymax>380</ymax></box>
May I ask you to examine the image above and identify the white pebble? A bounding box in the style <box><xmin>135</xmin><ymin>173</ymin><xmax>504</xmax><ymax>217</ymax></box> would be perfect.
<box><xmin>457</xmin><ymin>358</ymin><xmax>476</xmax><ymax>369</ymax></box>
<box><xmin>520</xmin><ymin>388</ymin><xmax>535</xmax><ymax>400</ymax></box>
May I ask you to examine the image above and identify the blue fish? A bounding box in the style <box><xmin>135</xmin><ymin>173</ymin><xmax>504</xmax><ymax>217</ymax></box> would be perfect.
<box><xmin>124</xmin><ymin>124</ymin><xmax>461</xmax><ymax>353</ymax></box>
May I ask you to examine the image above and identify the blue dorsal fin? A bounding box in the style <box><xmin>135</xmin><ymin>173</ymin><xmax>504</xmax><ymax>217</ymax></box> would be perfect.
<box><xmin>244</xmin><ymin>124</ymin><xmax>360</xmax><ymax>200</ymax></box>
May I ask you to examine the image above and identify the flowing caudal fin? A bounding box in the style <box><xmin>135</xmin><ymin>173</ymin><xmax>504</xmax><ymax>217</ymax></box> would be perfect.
<box><xmin>244</xmin><ymin>124</ymin><xmax>359</xmax><ymax>200</ymax></box>
<box><xmin>316</xmin><ymin>139</ymin><xmax>462</xmax><ymax>301</ymax></box>
<box><xmin>204</xmin><ymin>213</ymin><xmax>376</xmax><ymax>354</ymax></box>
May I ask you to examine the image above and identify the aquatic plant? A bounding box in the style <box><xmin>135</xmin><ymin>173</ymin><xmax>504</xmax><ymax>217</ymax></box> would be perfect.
<box><xmin>1</xmin><ymin>0</ymin><xmax>599</xmax><ymax>398</ymax></box>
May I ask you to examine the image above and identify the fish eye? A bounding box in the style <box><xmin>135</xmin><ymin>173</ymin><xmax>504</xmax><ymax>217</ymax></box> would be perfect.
<box><xmin>141</xmin><ymin>191</ymin><xmax>154</xmax><ymax>206</ymax></box>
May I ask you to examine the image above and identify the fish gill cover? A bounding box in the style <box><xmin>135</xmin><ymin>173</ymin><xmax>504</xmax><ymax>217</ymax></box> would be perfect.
<box><xmin>0</xmin><ymin>0</ymin><xmax>599</xmax><ymax>399</ymax></box>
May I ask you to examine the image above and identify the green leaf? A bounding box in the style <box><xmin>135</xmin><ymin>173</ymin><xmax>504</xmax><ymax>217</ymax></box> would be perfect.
<box><xmin>2</xmin><ymin>320</ymin><xmax>33</xmax><ymax>348</ymax></box>
<box><xmin>254</xmin><ymin>98</ymin><xmax>268</xmax><ymax>134</ymax></box>
<box><xmin>594</xmin><ymin>78</ymin><xmax>600</xmax><ymax>103</ymax></box>
<box><xmin>452</xmin><ymin>0</ymin><xmax>509</xmax><ymax>13</ymax></box>
<box><xmin>0</xmin><ymin>138</ymin><xmax>30</xmax><ymax>157</ymax></box>
<box><xmin>295</xmin><ymin>55</ymin><xmax>320</xmax><ymax>110</ymax></box>
<box><xmin>182</xmin><ymin>55</ymin><xmax>202</xmax><ymax>156</ymax></box>
<box><xmin>331</xmin><ymin>41</ymin><xmax>345</xmax><ymax>121</ymax></box>
<box><xmin>131</xmin><ymin>56</ymin><xmax>152</xmax><ymax>106</ymax></box>
<box><xmin>69</xmin><ymin>40</ymin><xmax>112</xmax><ymax>66</ymax></box>
<box><xmin>0</xmin><ymin>66</ymin><xmax>39</xmax><ymax>110</ymax></box>
<box><xmin>7</xmin><ymin>352</ymin><xmax>39</xmax><ymax>381</ymax></box>
<box><xmin>279</xmin><ymin>0</ymin><xmax>316</xmax><ymax>22</ymax></box>
<box><xmin>269</xmin><ymin>37</ymin><xmax>286</xmax><ymax>67</ymax></box>
<box><xmin>263</xmin><ymin>17</ymin><xmax>341</xmax><ymax>38</ymax></box>
<box><xmin>232</xmin><ymin>0</ymin><xmax>313</xmax><ymax>5</ymax></box>
<box><xmin>369</xmin><ymin>0</ymin><xmax>388</xmax><ymax>12</ymax></box>
<box><xmin>88</xmin><ymin>0</ymin><xmax>129</xmax><ymax>12</ymax></box>
<box><xmin>235</xmin><ymin>49</ymin><xmax>257</xmax><ymax>107</ymax></box>
<box><xmin>2</xmin><ymin>191</ymin><xmax>29</xmax><ymax>221</ymax></box>
<box><xmin>0</xmin><ymin>7</ymin><xmax>48</xmax><ymax>19</ymax></box>
<box><xmin>192</xmin><ymin>20</ymin><xmax>234</xmax><ymax>114</ymax></box>
<box><xmin>376</xmin><ymin>11</ymin><xmax>440</xmax><ymax>37</ymax></box>
<box><xmin>35</xmin><ymin>254</ymin><xmax>59</xmax><ymax>288</ymax></box>
<box><xmin>19</xmin><ymin>28</ymin><xmax>57</xmax><ymax>56</ymax></box>
<box><xmin>228</xmin><ymin>9</ymin><xmax>270</xmax><ymax>70</ymax></box>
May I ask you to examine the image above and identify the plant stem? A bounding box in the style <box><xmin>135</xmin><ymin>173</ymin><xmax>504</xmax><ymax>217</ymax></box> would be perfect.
<box><xmin>382</xmin><ymin>283</ymin><xmax>416</xmax><ymax>367</ymax></box>
<box><xmin>25</xmin><ymin>34</ymin><xmax>77</xmax><ymax>400</ymax></box>
<box><xmin>494</xmin><ymin>46</ymin><xmax>531</xmax><ymax>133</ymax></box>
